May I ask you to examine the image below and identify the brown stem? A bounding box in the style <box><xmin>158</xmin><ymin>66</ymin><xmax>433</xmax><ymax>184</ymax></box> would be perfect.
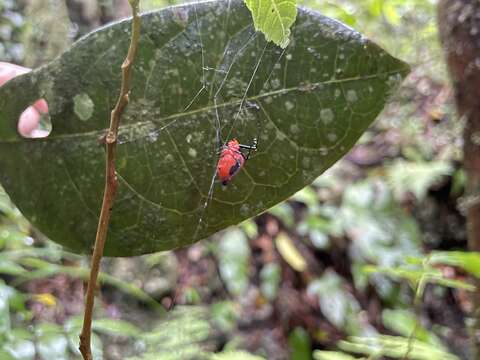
<box><xmin>79</xmin><ymin>1</ymin><xmax>141</xmax><ymax>359</ymax></box>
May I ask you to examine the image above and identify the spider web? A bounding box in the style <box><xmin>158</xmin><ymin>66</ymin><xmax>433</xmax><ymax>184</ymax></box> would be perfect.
<box><xmin>118</xmin><ymin>0</ymin><xmax>286</xmax><ymax>243</ymax></box>
<box><xmin>116</xmin><ymin>0</ymin><xmax>288</xmax><ymax>323</ymax></box>
<box><xmin>120</xmin><ymin>0</ymin><xmax>283</xmax><ymax>336</ymax></box>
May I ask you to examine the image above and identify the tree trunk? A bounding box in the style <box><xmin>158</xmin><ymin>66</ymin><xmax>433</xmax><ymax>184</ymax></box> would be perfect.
<box><xmin>438</xmin><ymin>0</ymin><xmax>480</xmax><ymax>355</ymax></box>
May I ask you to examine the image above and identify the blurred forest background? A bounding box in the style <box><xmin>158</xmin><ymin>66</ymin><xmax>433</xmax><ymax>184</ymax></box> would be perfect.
<box><xmin>0</xmin><ymin>0</ymin><xmax>478</xmax><ymax>359</ymax></box>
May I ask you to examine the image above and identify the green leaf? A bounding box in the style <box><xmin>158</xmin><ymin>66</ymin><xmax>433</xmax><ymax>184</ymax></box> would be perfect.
<box><xmin>211</xmin><ymin>351</ymin><xmax>266</xmax><ymax>360</ymax></box>
<box><xmin>129</xmin><ymin>306</ymin><xmax>213</xmax><ymax>359</ymax></box>
<box><xmin>260</xmin><ymin>262</ymin><xmax>281</xmax><ymax>300</ymax></box>
<box><xmin>3</xmin><ymin>338</ymin><xmax>36</xmax><ymax>360</ymax></box>
<box><xmin>36</xmin><ymin>325</ymin><xmax>69</xmax><ymax>360</ymax></box>
<box><xmin>0</xmin><ymin>281</ymin><xmax>14</xmax><ymax>334</ymax></box>
<box><xmin>92</xmin><ymin>318</ymin><xmax>142</xmax><ymax>337</ymax></box>
<box><xmin>0</xmin><ymin>350</ymin><xmax>17</xmax><ymax>360</ymax></box>
<box><xmin>268</xmin><ymin>203</ymin><xmax>295</xmax><ymax>228</ymax></box>
<box><xmin>382</xmin><ymin>309</ymin><xmax>444</xmax><ymax>348</ymax></box>
<box><xmin>0</xmin><ymin>260</ymin><xmax>28</xmax><ymax>277</ymax></box>
<box><xmin>275</xmin><ymin>232</ymin><xmax>307</xmax><ymax>272</ymax></box>
<box><xmin>244</xmin><ymin>0</ymin><xmax>297</xmax><ymax>48</ymax></box>
<box><xmin>216</xmin><ymin>228</ymin><xmax>251</xmax><ymax>296</ymax></box>
<box><xmin>307</xmin><ymin>271</ymin><xmax>368</xmax><ymax>335</ymax></box>
<box><xmin>0</xmin><ymin>0</ymin><xmax>409</xmax><ymax>256</ymax></box>
<box><xmin>64</xmin><ymin>317</ymin><xmax>100</xmax><ymax>359</ymax></box>
<box><xmin>363</xmin><ymin>264</ymin><xmax>475</xmax><ymax>292</ymax></box>
<box><xmin>332</xmin><ymin>179</ymin><xmax>423</xmax><ymax>269</ymax></box>
<box><xmin>313</xmin><ymin>351</ymin><xmax>361</xmax><ymax>360</ymax></box>
<box><xmin>428</xmin><ymin>251</ymin><xmax>480</xmax><ymax>279</ymax></box>
<box><xmin>339</xmin><ymin>335</ymin><xmax>459</xmax><ymax>360</ymax></box>
<box><xmin>386</xmin><ymin>160</ymin><xmax>453</xmax><ymax>201</ymax></box>
<box><xmin>211</xmin><ymin>301</ymin><xmax>238</xmax><ymax>332</ymax></box>
<box><xmin>288</xmin><ymin>327</ymin><xmax>311</xmax><ymax>360</ymax></box>
<box><xmin>15</xmin><ymin>258</ymin><xmax>162</xmax><ymax>309</ymax></box>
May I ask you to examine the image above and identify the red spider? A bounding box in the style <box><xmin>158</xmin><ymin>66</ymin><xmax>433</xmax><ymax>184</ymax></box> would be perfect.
<box><xmin>217</xmin><ymin>138</ymin><xmax>257</xmax><ymax>185</ymax></box>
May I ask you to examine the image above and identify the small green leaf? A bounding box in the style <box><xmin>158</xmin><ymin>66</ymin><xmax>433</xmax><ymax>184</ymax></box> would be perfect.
<box><xmin>386</xmin><ymin>160</ymin><xmax>453</xmax><ymax>201</ymax></box>
<box><xmin>307</xmin><ymin>271</ymin><xmax>366</xmax><ymax>335</ymax></box>
<box><xmin>428</xmin><ymin>251</ymin><xmax>480</xmax><ymax>279</ymax></box>
<box><xmin>216</xmin><ymin>228</ymin><xmax>251</xmax><ymax>296</ymax></box>
<box><xmin>0</xmin><ymin>350</ymin><xmax>17</xmax><ymax>360</ymax></box>
<box><xmin>339</xmin><ymin>335</ymin><xmax>458</xmax><ymax>360</ymax></box>
<box><xmin>275</xmin><ymin>232</ymin><xmax>306</xmax><ymax>272</ymax></box>
<box><xmin>133</xmin><ymin>306</ymin><xmax>212</xmax><ymax>359</ymax></box>
<box><xmin>313</xmin><ymin>351</ymin><xmax>361</xmax><ymax>360</ymax></box>
<box><xmin>0</xmin><ymin>260</ymin><xmax>28</xmax><ymax>276</ymax></box>
<box><xmin>3</xmin><ymin>338</ymin><xmax>36</xmax><ymax>360</ymax></box>
<box><xmin>268</xmin><ymin>203</ymin><xmax>295</xmax><ymax>228</ymax></box>
<box><xmin>260</xmin><ymin>262</ymin><xmax>281</xmax><ymax>300</ymax></box>
<box><xmin>0</xmin><ymin>280</ymin><xmax>17</xmax><ymax>334</ymax></box>
<box><xmin>91</xmin><ymin>333</ymin><xmax>104</xmax><ymax>360</ymax></box>
<box><xmin>288</xmin><ymin>327</ymin><xmax>311</xmax><ymax>360</ymax></box>
<box><xmin>92</xmin><ymin>318</ymin><xmax>142</xmax><ymax>337</ymax></box>
<box><xmin>37</xmin><ymin>333</ymin><xmax>69</xmax><ymax>360</ymax></box>
<box><xmin>363</xmin><ymin>264</ymin><xmax>475</xmax><ymax>291</ymax></box>
<box><xmin>382</xmin><ymin>309</ymin><xmax>444</xmax><ymax>348</ymax></box>
<box><xmin>211</xmin><ymin>351</ymin><xmax>266</xmax><ymax>360</ymax></box>
<box><xmin>211</xmin><ymin>301</ymin><xmax>238</xmax><ymax>332</ymax></box>
<box><xmin>239</xmin><ymin>219</ymin><xmax>258</xmax><ymax>239</ymax></box>
<box><xmin>244</xmin><ymin>0</ymin><xmax>297</xmax><ymax>48</ymax></box>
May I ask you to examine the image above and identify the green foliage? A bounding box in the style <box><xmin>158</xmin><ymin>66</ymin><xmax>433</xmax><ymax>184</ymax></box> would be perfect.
<box><xmin>0</xmin><ymin>282</ymin><xmax>108</xmax><ymax>360</ymax></box>
<box><xmin>338</xmin><ymin>180</ymin><xmax>422</xmax><ymax>267</ymax></box>
<box><xmin>302</xmin><ymin>0</ymin><xmax>439</xmax><ymax>74</ymax></box>
<box><xmin>211</xmin><ymin>351</ymin><xmax>266</xmax><ymax>360</ymax></box>
<box><xmin>0</xmin><ymin>0</ymin><xmax>408</xmax><ymax>256</ymax></box>
<box><xmin>126</xmin><ymin>307</ymin><xmax>212</xmax><ymax>360</ymax></box>
<box><xmin>288</xmin><ymin>327</ymin><xmax>312</xmax><ymax>360</ymax></box>
<box><xmin>92</xmin><ymin>318</ymin><xmax>142</xmax><ymax>338</ymax></box>
<box><xmin>363</xmin><ymin>261</ymin><xmax>474</xmax><ymax>292</ymax></box>
<box><xmin>313</xmin><ymin>351</ymin><xmax>360</xmax><ymax>360</ymax></box>
<box><xmin>386</xmin><ymin>160</ymin><xmax>453</xmax><ymax>201</ymax></box>
<box><xmin>259</xmin><ymin>262</ymin><xmax>281</xmax><ymax>301</ymax></box>
<box><xmin>428</xmin><ymin>251</ymin><xmax>480</xmax><ymax>279</ymax></box>
<box><xmin>210</xmin><ymin>301</ymin><xmax>238</xmax><ymax>332</ymax></box>
<box><xmin>0</xmin><ymin>0</ymin><xmax>24</xmax><ymax>62</ymax></box>
<box><xmin>268</xmin><ymin>203</ymin><xmax>296</xmax><ymax>228</ymax></box>
<box><xmin>22</xmin><ymin>0</ymin><xmax>71</xmax><ymax>67</ymax></box>
<box><xmin>0</xmin><ymin>243</ymin><xmax>161</xmax><ymax>310</ymax></box>
<box><xmin>308</xmin><ymin>271</ymin><xmax>373</xmax><ymax>336</ymax></box>
<box><xmin>0</xmin><ymin>187</ymin><xmax>167</xmax><ymax>359</ymax></box>
<box><xmin>124</xmin><ymin>306</ymin><xmax>263</xmax><ymax>360</ymax></box>
<box><xmin>216</xmin><ymin>228</ymin><xmax>251</xmax><ymax>296</ymax></box>
<box><xmin>338</xmin><ymin>335</ymin><xmax>459</xmax><ymax>360</ymax></box>
<box><xmin>381</xmin><ymin>309</ymin><xmax>444</xmax><ymax>348</ymax></box>
<box><xmin>244</xmin><ymin>0</ymin><xmax>297</xmax><ymax>48</ymax></box>
<box><xmin>275</xmin><ymin>232</ymin><xmax>306</xmax><ymax>272</ymax></box>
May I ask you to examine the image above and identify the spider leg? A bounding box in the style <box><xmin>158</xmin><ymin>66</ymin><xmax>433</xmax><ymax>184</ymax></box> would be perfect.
<box><xmin>238</xmin><ymin>138</ymin><xmax>258</xmax><ymax>151</ymax></box>
<box><xmin>238</xmin><ymin>144</ymin><xmax>257</xmax><ymax>150</ymax></box>
<box><xmin>239</xmin><ymin>138</ymin><xmax>258</xmax><ymax>161</ymax></box>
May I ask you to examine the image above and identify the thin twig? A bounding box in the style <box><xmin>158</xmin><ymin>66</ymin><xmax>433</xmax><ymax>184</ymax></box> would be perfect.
<box><xmin>79</xmin><ymin>1</ymin><xmax>141</xmax><ymax>359</ymax></box>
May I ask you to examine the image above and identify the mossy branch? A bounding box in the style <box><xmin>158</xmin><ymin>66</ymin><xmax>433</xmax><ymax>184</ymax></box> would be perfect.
<box><xmin>79</xmin><ymin>1</ymin><xmax>141</xmax><ymax>359</ymax></box>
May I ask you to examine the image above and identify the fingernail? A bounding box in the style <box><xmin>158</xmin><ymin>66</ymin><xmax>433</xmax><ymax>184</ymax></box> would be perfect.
<box><xmin>18</xmin><ymin>107</ymin><xmax>40</xmax><ymax>137</ymax></box>
<box><xmin>33</xmin><ymin>99</ymin><xmax>49</xmax><ymax>114</ymax></box>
